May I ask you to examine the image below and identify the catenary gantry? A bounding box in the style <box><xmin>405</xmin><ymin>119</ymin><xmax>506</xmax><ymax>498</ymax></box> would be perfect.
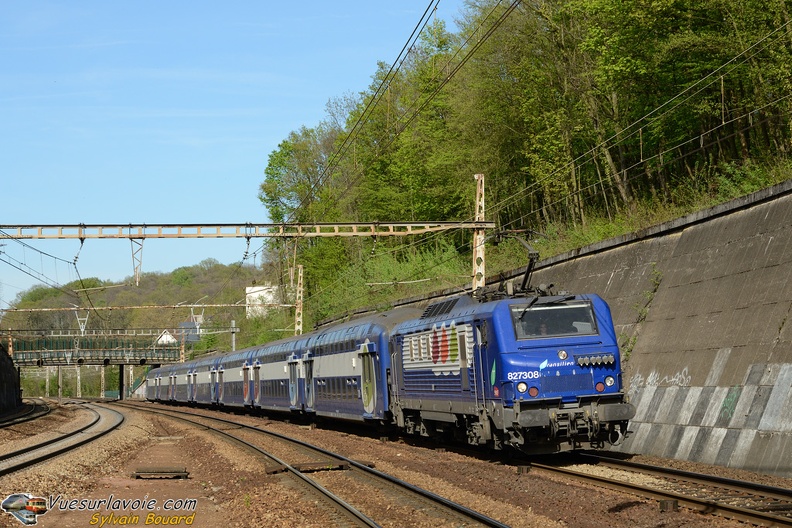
<box><xmin>0</xmin><ymin>221</ymin><xmax>494</xmax><ymax>239</ymax></box>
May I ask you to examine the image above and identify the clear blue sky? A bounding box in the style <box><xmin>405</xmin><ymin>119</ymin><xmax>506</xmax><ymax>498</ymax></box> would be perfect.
<box><xmin>0</xmin><ymin>1</ymin><xmax>464</xmax><ymax>306</ymax></box>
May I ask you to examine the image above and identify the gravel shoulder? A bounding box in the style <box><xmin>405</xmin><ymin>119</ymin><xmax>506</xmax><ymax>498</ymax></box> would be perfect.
<box><xmin>2</xmin><ymin>402</ymin><xmax>788</xmax><ymax>528</ymax></box>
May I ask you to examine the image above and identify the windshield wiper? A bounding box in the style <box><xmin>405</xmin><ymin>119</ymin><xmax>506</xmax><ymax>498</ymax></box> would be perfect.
<box><xmin>518</xmin><ymin>295</ymin><xmax>540</xmax><ymax>320</ymax></box>
<box><xmin>545</xmin><ymin>294</ymin><xmax>576</xmax><ymax>304</ymax></box>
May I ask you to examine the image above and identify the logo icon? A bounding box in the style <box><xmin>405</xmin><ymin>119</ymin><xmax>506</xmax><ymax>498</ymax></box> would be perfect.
<box><xmin>2</xmin><ymin>493</ymin><xmax>48</xmax><ymax>525</ymax></box>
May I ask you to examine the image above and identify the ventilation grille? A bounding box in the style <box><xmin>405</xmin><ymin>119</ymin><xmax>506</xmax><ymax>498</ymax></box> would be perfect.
<box><xmin>420</xmin><ymin>298</ymin><xmax>459</xmax><ymax>319</ymax></box>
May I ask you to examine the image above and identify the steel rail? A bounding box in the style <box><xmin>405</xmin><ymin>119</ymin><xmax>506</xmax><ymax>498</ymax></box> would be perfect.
<box><xmin>0</xmin><ymin>398</ymin><xmax>49</xmax><ymax>428</ymax></box>
<box><xmin>115</xmin><ymin>401</ymin><xmax>509</xmax><ymax>527</ymax></box>
<box><xmin>529</xmin><ymin>462</ymin><xmax>792</xmax><ymax>527</ymax></box>
<box><xmin>0</xmin><ymin>404</ymin><xmax>124</xmax><ymax>477</ymax></box>
<box><xmin>0</xmin><ymin>406</ymin><xmax>100</xmax><ymax>463</ymax></box>
<box><xmin>580</xmin><ymin>453</ymin><xmax>792</xmax><ymax>503</ymax></box>
<box><xmin>248</xmin><ymin>421</ymin><xmax>512</xmax><ymax>528</ymax></box>
<box><xmin>112</xmin><ymin>402</ymin><xmax>378</xmax><ymax>527</ymax></box>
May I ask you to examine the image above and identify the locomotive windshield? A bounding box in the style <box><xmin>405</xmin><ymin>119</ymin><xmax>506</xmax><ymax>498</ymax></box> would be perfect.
<box><xmin>511</xmin><ymin>300</ymin><xmax>598</xmax><ymax>340</ymax></box>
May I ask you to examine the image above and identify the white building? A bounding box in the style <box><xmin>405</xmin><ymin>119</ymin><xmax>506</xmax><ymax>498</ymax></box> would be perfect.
<box><xmin>246</xmin><ymin>284</ymin><xmax>279</xmax><ymax>318</ymax></box>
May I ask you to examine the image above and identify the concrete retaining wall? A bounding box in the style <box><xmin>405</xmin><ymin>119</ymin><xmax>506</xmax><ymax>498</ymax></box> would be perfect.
<box><xmin>528</xmin><ymin>180</ymin><xmax>792</xmax><ymax>477</ymax></box>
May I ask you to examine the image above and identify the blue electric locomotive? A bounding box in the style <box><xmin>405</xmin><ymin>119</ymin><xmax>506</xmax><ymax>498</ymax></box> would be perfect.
<box><xmin>389</xmin><ymin>290</ymin><xmax>634</xmax><ymax>453</ymax></box>
<box><xmin>146</xmin><ymin>249</ymin><xmax>634</xmax><ymax>454</ymax></box>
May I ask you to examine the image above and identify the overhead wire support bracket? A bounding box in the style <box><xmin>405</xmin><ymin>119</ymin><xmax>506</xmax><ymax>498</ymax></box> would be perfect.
<box><xmin>131</xmin><ymin>237</ymin><xmax>144</xmax><ymax>286</ymax></box>
<box><xmin>72</xmin><ymin>305</ymin><xmax>89</xmax><ymax>335</ymax></box>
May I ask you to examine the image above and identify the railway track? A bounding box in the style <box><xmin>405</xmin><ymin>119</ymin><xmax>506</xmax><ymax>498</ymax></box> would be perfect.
<box><xmin>114</xmin><ymin>400</ymin><xmax>509</xmax><ymax>527</ymax></box>
<box><xmin>0</xmin><ymin>402</ymin><xmax>125</xmax><ymax>477</ymax></box>
<box><xmin>527</xmin><ymin>452</ymin><xmax>792</xmax><ymax>527</ymax></box>
<box><xmin>0</xmin><ymin>398</ymin><xmax>51</xmax><ymax>428</ymax></box>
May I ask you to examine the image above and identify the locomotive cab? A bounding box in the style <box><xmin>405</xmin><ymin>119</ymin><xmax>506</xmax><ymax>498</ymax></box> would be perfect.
<box><xmin>496</xmin><ymin>295</ymin><xmax>635</xmax><ymax>451</ymax></box>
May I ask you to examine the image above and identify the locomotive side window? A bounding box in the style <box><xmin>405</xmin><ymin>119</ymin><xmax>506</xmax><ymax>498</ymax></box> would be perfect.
<box><xmin>511</xmin><ymin>300</ymin><xmax>598</xmax><ymax>340</ymax></box>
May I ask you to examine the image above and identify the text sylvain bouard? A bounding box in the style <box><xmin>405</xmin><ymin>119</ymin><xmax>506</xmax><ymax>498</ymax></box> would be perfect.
<box><xmin>90</xmin><ymin>511</ymin><xmax>196</xmax><ymax>526</ymax></box>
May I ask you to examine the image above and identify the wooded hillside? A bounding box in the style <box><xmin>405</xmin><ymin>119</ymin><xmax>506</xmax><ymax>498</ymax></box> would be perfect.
<box><xmin>259</xmin><ymin>0</ymin><xmax>792</xmax><ymax>321</ymax></box>
<box><xmin>7</xmin><ymin>1</ymin><xmax>792</xmax><ymax>350</ymax></box>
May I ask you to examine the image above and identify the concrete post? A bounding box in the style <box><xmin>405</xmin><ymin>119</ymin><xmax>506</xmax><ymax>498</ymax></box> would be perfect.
<box><xmin>294</xmin><ymin>265</ymin><xmax>304</xmax><ymax>335</ymax></box>
<box><xmin>472</xmin><ymin>173</ymin><xmax>486</xmax><ymax>291</ymax></box>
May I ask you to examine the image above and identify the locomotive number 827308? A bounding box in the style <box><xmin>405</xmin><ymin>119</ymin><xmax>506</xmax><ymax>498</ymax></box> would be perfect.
<box><xmin>506</xmin><ymin>371</ymin><xmax>541</xmax><ymax>381</ymax></box>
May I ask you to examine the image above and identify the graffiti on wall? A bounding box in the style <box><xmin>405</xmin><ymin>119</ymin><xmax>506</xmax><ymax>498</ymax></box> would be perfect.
<box><xmin>627</xmin><ymin>367</ymin><xmax>692</xmax><ymax>399</ymax></box>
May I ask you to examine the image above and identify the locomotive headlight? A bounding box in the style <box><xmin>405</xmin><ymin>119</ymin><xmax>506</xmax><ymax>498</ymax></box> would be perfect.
<box><xmin>605</xmin><ymin>376</ymin><xmax>615</xmax><ymax>387</ymax></box>
<box><xmin>517</xmin><ymin>382</ymin><xmax>528</xmax><ymax>393</ymax></box>
<box><xmin>558</xmin><ymin>350</ymin><xmax>568</xmax><ymax>360</ymax></box>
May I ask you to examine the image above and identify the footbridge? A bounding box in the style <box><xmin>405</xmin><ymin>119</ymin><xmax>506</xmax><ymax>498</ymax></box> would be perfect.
<box><xmin>5</xmin><ymin>330</ymin><xmax>183</xmax><ymax>367</ymax></box>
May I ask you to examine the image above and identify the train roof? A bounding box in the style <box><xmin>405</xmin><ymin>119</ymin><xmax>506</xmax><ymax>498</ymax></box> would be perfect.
<box><xmin>392</xmin><ymin>291</ymin><xmax>605</xmax><ymax>333</ymax></box>
<box><xmin>231</xmin><ymin>305</ymin><xmax>423</xmax><ymax>358</ymax></box>
<box><xmin>147</xmin><ymin>292</ymin><xmax>607</xmax><ymax>375</ymax></box>
<box><xmin>148</xmin><ymin>305</ymin><xmax>424</xmax><ymax>374</ymax></box>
